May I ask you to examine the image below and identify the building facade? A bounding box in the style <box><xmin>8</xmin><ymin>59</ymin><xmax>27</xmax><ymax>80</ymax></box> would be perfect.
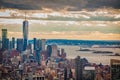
<box><xmin>75</xmin><ymin>56</ymin><xmax>83</xmax><ymax>80</ymax></box>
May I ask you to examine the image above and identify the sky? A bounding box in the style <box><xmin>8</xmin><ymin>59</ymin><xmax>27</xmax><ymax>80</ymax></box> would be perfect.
<box><xmin>0</xmin><ymin>0</ymin><xmax>120</xmax><ymax>10</ymax></box>
<box><xmin>0</xmin><ymin>0</ymin><xmax>120</xmax><ymax>40</ymax></box>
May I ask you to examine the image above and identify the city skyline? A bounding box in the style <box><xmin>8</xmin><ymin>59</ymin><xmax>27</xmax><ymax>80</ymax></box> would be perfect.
<box><xmin>0</xmin><ymin>1</ymin><xmax>120</xmax><ymax>79</ymax></box>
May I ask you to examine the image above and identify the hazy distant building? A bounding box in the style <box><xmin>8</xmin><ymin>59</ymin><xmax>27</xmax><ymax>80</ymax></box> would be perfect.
<box><xmin>47</xmin><ymin>45</ymin><xmax>52</xmax><ymax>57</ymax></box>
<box><xmin>27</xmin><ymin>43</ymin><xmax>32</xmax><ymax>50</ymax></box>
<box><xmin>83</xmin><ymin>66</ymin><xmax>95</xmax><ymax>80</ymax></box>
<box><xmin>51</xmin><ymin>45</ymin><xmax>58</xmax><ymax>57</ymax></box>
<box><xmin>75</xmin><ymin>56</ymin><xmax>83</xmax><ymax>80</ymax></box>
<box><xmin>23</xmin><ymin>19</ymin><xmax>29</xmax><ymax>51</ymax></box>
<box><xmin>40</xmin><ymin>50</ymin><xmax>48</xmax><ymax>61</ymax></box>
<box><xmin>36</xmin><ymin>39</ymin><xmax>42</xmax><ymax>50</ymax></box>
<box><xmin>17</xmin><ymin>38</ymin><xmax>23</xmax><ymax>53</ymax></box>
<box><xmin>41</xmin><ymin>39</ymin><xmax>46</xmax><ymax>51</ymax></box>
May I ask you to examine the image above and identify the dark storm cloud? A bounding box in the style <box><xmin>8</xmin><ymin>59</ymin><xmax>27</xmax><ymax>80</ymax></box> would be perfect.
<box><xmin>0</xmin><ymin>0</ymin><xmax>120</xmax><ymax>10</ymax></box>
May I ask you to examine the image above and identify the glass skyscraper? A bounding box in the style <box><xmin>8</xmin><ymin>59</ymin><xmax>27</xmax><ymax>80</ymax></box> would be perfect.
<box><xmin>23</xmin><ymin>20</ymin><xmax>28</xmax><ymax>51</ymax></box>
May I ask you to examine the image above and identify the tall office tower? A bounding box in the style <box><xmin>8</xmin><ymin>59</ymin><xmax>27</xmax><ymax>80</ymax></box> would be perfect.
<box><xmin>2</xmin><ymin>29</ymin><xmax>8</xmax><ymax>50</ymax></box>
<box><xmin>33</xmin><ymin>38</ymin><xmax>37</xmax><ymax>50</ymax></box>
<box><xmin>41</xmin><ymin>39</ymin><xmax>46</xmax><ymax>51</ymax></box>
<box><xmin>17</xmin><ymin>39</ymin><xmax>23</xmax><ymax>53</ymax></box>
<box><xmin>23</xmin><ymin>38</ymin><xmax>27</xmax><ymax>51</ymax></box>
<box><xmin>47</xmin><ymin>45</ymin><xmax>52</xmax><ymax>57</ymax></box>
<box><xmin>51</xmin><ymin>45</ymin><xmax>58</xmax><ymax>57</ymax></box>
<box><xmin>23</xmin><ymin>19</ymin><xmax>28</xmax><ymax>51</ymax></box>
<box><xmin>75</xmin><ymin>56</ymin><xmax>83</xmax><ymax>80</ymax></box>
<box><xmin>12</xmin><ymin>37</ymin><xmax>15</xmax><ymax>49</ymax></box>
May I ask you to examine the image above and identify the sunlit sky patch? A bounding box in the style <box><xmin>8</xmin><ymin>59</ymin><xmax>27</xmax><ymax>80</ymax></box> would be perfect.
<box><xmin>0</xmin><ymin>8</ymin><xmax>120</xmax><ymax>40</ymax></box>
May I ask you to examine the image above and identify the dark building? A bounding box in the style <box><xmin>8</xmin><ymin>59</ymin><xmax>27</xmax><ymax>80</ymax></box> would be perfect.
<box><xmin>9</xmin><ymin>41</ymin><xmax>12</xmax><ymax>50</ymax></box>
<box><xmin>33</xmin><ymin>38</ymin><xmax>37</xmax><ymax>50</ymax></box>
<box><xmin>47</xmin><ymin>45</ymin><xmax>52</xmax><ymax>57</ymax></box>
<box><xmin>23</xmin><ymin>20</ymin><xmax>28</xmax><ymax>40</ymax></box>
<box><xmin>2</xmin><ymin>38</ymin><xmax>9</xmax><ymax>50</ymax></box>
<box><xmin>111</xmin><ymin>59</ymin><xmax>120</xmax><ymax>80</ymax></box>
<box><xmin>23</xmin><ymin>20</ymin><xmax>29</xmax><ymax>51</ymax></box>
<box><xmin>75</xmin><ymin>56</ymin><xmax>83</xmax><ymax>80</ymax></box>
<box><xmin>23</xmin><ymin>39</ymin><xmax>27</xmax><ymax>51</ymax></box>
<box><xmin>16</xmin><ymin>39</ymin><xmax>24</xmax><ymax>53</ymax></box>
<box><xmin>12</xmin><ymin>37</ymin><xmax>15</xmax><ymax>49</ymax></box>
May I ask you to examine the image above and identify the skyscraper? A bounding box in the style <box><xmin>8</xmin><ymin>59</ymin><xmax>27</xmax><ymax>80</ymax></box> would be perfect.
<box><xmin>33</xmin><ymin>38</ymin><xmax>37</xmax><ymax>51</ymax></box>
<box><xmin>36</xmin><ymin>39</ymin><xmax>42</xmax><ymax>50</ymax></box>
<box><xmin>12</xmin><ymin>37</ymin><xmax>15</xmax><ymax>49</ymax></box>
<box><xmin>1</xmin><ymin>29</ymin><xmax>8</xmax><ymax>50</ymax></box>
<box><xmin>111</xmin><ymin>59</ymin><xmax>120</xmax><ymax>80</ymax></box>
<box><xmin>75</xmin><ymin>56</ymin><xmax>83</xmax><ymax>80</ymax></box>
<box><xmin>47</xmin><ymin>45</ymin><xmax>52</xmax><ymax>57</ymax></box>
<box><xmin>9</xmin><ymin>41</ymin><xmax>12</xmax><ymax>50</ymax></box>
<box><xmin>17</xmin><ymin>38</ymin><xmax>24</xmax><ymax>53</ymax></box>
<box><xmin>2</xmin><ymin>38</ymin><xmax>9</xmax><ymax>50</ymax></box>
<box><xmin>23</xmin><ymin>20</ymin><xmax>28</xmax><ymax>40</ymax></box>
<box><xmin>23</xmin><ymin>19</ymin><xmax>28</xmax><ymax>51</ymax></box>
<box><xmin>51</xmin><ymin>45</ymin><xmax>58</xmax><ymax>57</ymax></box>
<box><xmin>2</xmin><ymin>29</ymin><xmax>7</xmax><ymax>39</ymax></box>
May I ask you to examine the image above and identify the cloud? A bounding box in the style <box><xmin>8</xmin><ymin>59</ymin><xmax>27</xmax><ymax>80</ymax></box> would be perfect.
<box><xmin>1</xmin><ymin>9</ymin><xmax>120</xmax><ymax>21</ymax></box>
<box><xmin>0</xmin><ymin>0</ymin><xmax>120</xmax><ymax>10</ymax></box>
